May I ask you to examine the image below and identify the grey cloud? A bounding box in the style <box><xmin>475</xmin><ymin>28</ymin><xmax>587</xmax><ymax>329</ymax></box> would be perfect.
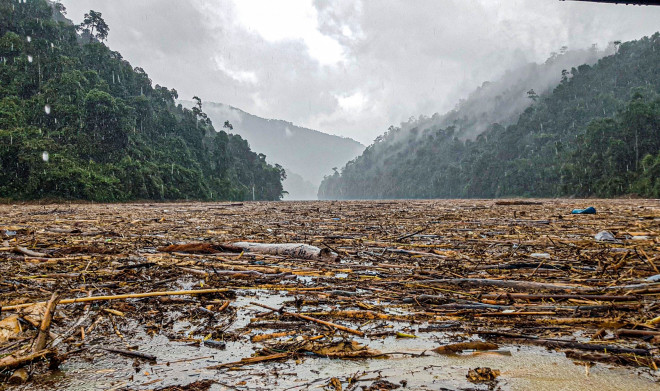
<box><xmin>61</xmin><ymin>0</ymin><xmax>660</xmax><ymax>145</ymax></box>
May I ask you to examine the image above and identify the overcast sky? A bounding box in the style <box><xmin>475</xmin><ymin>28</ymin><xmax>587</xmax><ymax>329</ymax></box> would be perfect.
<box><xmin>60</xmin><ymin>0</ymin><xmax>660</xmax><ymax>144</ymax></box>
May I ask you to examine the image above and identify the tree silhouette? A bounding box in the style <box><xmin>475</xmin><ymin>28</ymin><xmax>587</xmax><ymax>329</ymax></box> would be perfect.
<box><xmin>78</xmin><ymin>10</ymin><xmax>109</xmax><ymax>42</ymax></box>
<box><xmin>526</xmin><ymin>89</ymin><xmax>539</xmax><ymax>102</ymax></box>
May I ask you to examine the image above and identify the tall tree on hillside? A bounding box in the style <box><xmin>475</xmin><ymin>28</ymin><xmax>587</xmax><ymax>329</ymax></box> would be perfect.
<box><xmin>78</xmin><ymin>10</ymin><xmax>109</xmax><ymax>42</ymax></box>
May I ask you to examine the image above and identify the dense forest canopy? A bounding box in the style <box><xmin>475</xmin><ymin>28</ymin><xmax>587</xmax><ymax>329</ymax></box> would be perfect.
<box><xmin>319</xmin><ymin>33</ymin><xmax>660</xmax><ymax>200</ymax></box>
<box><xmin>0</xmin><ymin>0</ymin><xmax>285</xmax><ymax>201</ymax></box>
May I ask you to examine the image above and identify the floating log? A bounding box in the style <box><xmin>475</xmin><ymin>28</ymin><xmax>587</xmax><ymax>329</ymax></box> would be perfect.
<box><xmin>422</xmin><ymin>278</ymin><xmax>590</xmax><ymax>292</ymax></box>
<box><xmin>102</xmin><ymin>348</ymin><xmax>157</xmax><ymax>361</ymax></box>
<box><xmin>478</xmin><ymin>331</ymin><xmax>652</xmax><ymax>356</ymax></box>
<box><xmin>1</xmin><ymin>288</ymin><xmax>230</xmax><ymax>311</ymax></box>
<box><xmin>433</xmin><ymin>341</ymin><xmax>499</xmax><ymax>354</ymax></box>
<box><xmin>480</xmin><ymin>293</ymin><xmax>639</xmax><ymax>301</ymax></box>
<box><xmin>13</xmin><ymin>246</ymin><xmax>47</xmax><ymax>258</ymax></box>
<box><xmin>158</xmin><ymin>243</ymin><xmax>242</xmax><ymax>254</ymax></box>
<box><xmin>207</xmin><ymin>352</ymin><xmax>291</xmax><ymax>369</ymax></box>
<box><xmin>250</xmin><ymin>302</ymin><xmax>364</xmax><ymax>336</ymax></box>
<box><xmin>32</xmin><ymin>292</ymin><xmax>60</xmax><ymax>352</ymax></box>
<box><xmin>233</xmin><ymin>242</ymin><xmax>339</xmax><ymax>261</ymax></box>
<box><xmin>0</xmin><ymin>349</ymin><xmax>56</xmax><ymax>371</ymax></box>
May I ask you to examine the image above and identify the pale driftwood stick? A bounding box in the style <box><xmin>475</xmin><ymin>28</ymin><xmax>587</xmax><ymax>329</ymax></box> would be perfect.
<box><xmin>1</xmin><ymin>288</ymin><xmax>230</xmax><ymax>311</ymax></box>
<box><xmin>480</xmin><ymin>293</ymin><xmax>638</xmax><ymax>301</ymax></box>
<box><xmin>233</xmin><ymin>242</ymin><xmax>339</xmax><ymax>261</ymax></box>
<box><xmin>606</xmin><ymin>282</ymin><xmax>660</xmax><ymax>291</ymax></box>
<box><xmin>13</xmin><ymin>246</ymin><xmax>47</xmax><ymax>258</ymax></box>
<box><xmin>422</xmin><ymin>278</ymin><xmax>592</xmax><ymax>292</ymax></box>
<box><xmin>477</xmin><ymin>331</ymin><xmax>652</xmax><ymax>356</ymax></box>
<box><xmin>51</xmin><ymin>292</ymin><xmax>93</xmax><ymax>348</ymax></box>
<box><xmin>206</xmin><ymin>352</ymin><xmax>291</xmax><ymax>369</ymax></box>
<box><xmin>251</xmin><ymin>301</ymin><xmax>364</xmax><ymax>336</ymax></box>
<box><xmin>32</xmin><ymin>292</ymin><xmax>60</xmax><ymax>352</ymax></box>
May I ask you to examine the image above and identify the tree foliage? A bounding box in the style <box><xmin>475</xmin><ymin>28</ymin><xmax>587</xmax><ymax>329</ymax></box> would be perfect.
<box><xmin>319</xmin><ymin>33</ymin><xmax>660</xmax><ymax>199</ymax></box>
<box><xmin>78</xmin><ymin>10</ymin><xmax>109</xmax><ymax>42</ymax></box>
<box><xmin>0</xmin><ymin>0</ymin><xmax>284</xmax><ymax>201</ymax></box>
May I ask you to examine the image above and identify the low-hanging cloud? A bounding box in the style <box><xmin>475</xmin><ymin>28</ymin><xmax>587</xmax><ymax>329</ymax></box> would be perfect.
<box><xmin>61</xmin><ymin>0</ymin><xmax>660</xmax><ymax>145</ymax></box>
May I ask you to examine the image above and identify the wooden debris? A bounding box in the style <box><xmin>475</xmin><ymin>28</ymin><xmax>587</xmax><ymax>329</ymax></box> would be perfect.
<box><xmin>2</xmin><ymin>289</ymin><xmax>230</xmax><ymax>311</ymax></box>
<box><xmin>250</xmin><ymin>302</ymin><xmax>365</xmax><ymax>336</ymax></box>
<box><xmin>32</xmin><ymin>292</ymin><xmax>60</xmax><ymax>353</ymax></box>
<box><xmin>8</xmin><ymin>368</ymin><xmax>29</xmax><ymax>384</ymax></box>
<box><xmin>467</xmin><ymin>367</ymin><xmax>500</xmax><ymax>383</ymax></box>
<box><xmin>233</xmin><ymin>242</ymin><xmax>340</xmax><ymax>261</ymax></box>
<box><xmin>13</xmin><ymin>246</ymin><xmax>47</xmax><ymax>258</ymax></box>
<box><xmin>0</xmin><ymin>349</ymin><xmax>56</xmax><ymax>371</ymax></box>
<box><xmin>206</xmin><ymin>352</ymin><xmax>292</xmax><ymax>369</ymax></box>
<box><xmin>0</xmin><ymin>199</ymin><xmax>658</xmax><ymax>388</ymax></box>
<box><xmin>102</xmin><ymin>347</ymin><xmax>157</xmax><ymax>361</ymax></box>
<box><xmin>158</xmin><ymin>243</ymin><xmax>241</xmax><ymax>254</ymax></box>
<box><xmin>433</xmin><ymin>341</ymin><xmax>499</xmax><ymax>354</ymax></box>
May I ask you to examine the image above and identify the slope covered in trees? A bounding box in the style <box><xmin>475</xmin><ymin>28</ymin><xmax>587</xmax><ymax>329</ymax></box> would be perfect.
<box><xmin>319</xmin><ymin>34</ymin><xmax>660</xmax><ymax>199</ymax></box>
<box><xmin>183</xmin><ymin>101</ymin><xmax>365</xmax><ymax>198</ymax></box>
<box><xmin>0</xmin><ymin>0</ymin><xmax>285</xmax><ymax>201</ymax></box>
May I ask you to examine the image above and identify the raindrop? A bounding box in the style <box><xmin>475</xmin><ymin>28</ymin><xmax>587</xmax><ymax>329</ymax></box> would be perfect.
<box><xmin>27</xmin><ymin>55</ymin><xmax>33</xmax><ymax>63</ymax></box>
<box><xmin>42</xmin><ymin>151</ymin><xmax>49</xmax><ymax>162</ymax></box>
<box><xmin>44</xmin><ymin>104</ymin><xmax>51</xmax><ymax>114</ymax></box>
<box><xmin>26</xmin><ymin>36</ymin><xmax>31</xmax><ymax>42</ymax></box>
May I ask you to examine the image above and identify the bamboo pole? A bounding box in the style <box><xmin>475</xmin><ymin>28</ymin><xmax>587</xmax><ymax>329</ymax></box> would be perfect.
<box><xmin>1</xmin><ymin>288</ymin><xmax>229</xmax><ymax>311</ymax></box>
<box><xmin>207</xmin><ymin>352</ymin><xmax>291</xmax><ymax>369</ymax></box>
<box><xmin>250</xmin><ymin>302</ymin><xmax>365</xmax><ymax>336</ymax></box>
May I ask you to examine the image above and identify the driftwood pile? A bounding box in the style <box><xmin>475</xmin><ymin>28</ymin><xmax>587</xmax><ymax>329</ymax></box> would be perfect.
<box><xmin>0</xmin><ymin>199</ymin><xmax>658</xmax><ymax>389</ymax></box>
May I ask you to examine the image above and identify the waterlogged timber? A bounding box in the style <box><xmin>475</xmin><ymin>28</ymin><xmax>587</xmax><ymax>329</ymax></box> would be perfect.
<box><xmin>0</xmin><ymin>199</ymin><xmax>658</xmax><ymax>390</ymax></box>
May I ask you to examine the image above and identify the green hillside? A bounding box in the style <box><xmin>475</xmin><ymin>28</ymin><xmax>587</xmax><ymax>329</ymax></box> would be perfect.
<box><xmin>319</xmin><ymin>34</ymin><xmax>660</xmax><ymax>199</ymax></box>
<box><xmin>0</xmin><ymin>0</ymin><xmax>285</xmax><ymax>201</ymax></box>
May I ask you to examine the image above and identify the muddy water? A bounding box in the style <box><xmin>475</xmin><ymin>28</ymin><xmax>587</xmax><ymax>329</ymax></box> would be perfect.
<box><xmin>25</xmin><ymin>291</ymin><xmax>659</xmax><ymax>390</ymax></box>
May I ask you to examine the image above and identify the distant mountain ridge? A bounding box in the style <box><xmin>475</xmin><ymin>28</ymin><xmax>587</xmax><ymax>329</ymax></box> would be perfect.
<box><xmin>319</xmin><ymin>35</ymin><xmax>660</xmax><ymax>199</ymax></box>
<box><xmin>379</xmin><ymin>44</ymin><xmax>615</xmax><ymax>143</ymax></box>
<box><xmin>180</xmin><ymin>100</ymin><xmax>365</xmax><ymax>199</ymax></box>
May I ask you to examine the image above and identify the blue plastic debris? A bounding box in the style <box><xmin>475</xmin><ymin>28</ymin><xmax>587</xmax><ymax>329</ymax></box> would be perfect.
<box><xmin>571</xmin><ymin>206</ymin><xmax>596</xmax><ymax>214</ymax></box>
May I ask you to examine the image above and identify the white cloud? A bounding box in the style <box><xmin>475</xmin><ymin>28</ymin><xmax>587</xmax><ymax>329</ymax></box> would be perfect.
<box><xmin>213</xmin><ymin>56</ymin><xmax>259</xmax><ymax>84</ymax></box>
<box><xmin>337</xmin><ymin>91</ymin><xmax>367</xmax><ymax>112</ymax></box>
<box><xmin>231</xmin><ymin>0</ymin><xmax>345</xmax><ymax>65</ymax></box>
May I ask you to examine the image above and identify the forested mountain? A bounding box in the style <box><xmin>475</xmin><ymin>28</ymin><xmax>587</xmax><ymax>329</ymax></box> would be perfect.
<box><xmin>381</xmin><ymin>45</ymin><xmax>614</xmax><ymax>144</ymax></box>
<box><xmin>183</xmin><ymin>101</ymin><xmax>365</xmax><ymax>198</ymax></box>
<box><xmin>319</xmin><ymin>34</ymin><xmax>660</xmax><ymax>199</ymax></box>
<box><xmin>0</xmin><ymin>0</ymin><xmax>285</xmax><ymax>201</ymax></box>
